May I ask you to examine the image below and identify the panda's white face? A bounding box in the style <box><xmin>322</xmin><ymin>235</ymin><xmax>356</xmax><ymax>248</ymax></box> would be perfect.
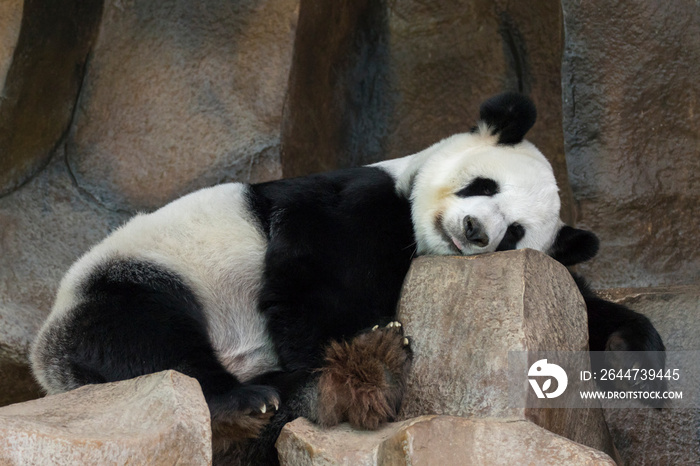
<box><xmin>409</xmin><ymin>126</ymin><xmax>561</xmax><ymax>256</ymax></box>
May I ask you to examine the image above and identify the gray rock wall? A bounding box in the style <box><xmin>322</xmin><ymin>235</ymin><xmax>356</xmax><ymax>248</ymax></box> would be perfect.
<box><xmin>0</xmin><ymin>0</ymin><xmax>102</xmax><ymax>196</ymax></box>
<box><xmin>562</xmin><ymin>0</ymin><xmax>700</xmax><ymax>288</ymax></box>
<box><xmin>597</xmin><ymin>286</ymin><xmax>700</xmax><ymax>465</ymax></box>
<box><xmin>0</xmin><ymin>0</ymin><xmax>22</xmax><ymax>91</ymax></box>
<box><xmin>67</xmin><ymin>0</ymin><xmax>298</xmax><ymax>212</ymax></box>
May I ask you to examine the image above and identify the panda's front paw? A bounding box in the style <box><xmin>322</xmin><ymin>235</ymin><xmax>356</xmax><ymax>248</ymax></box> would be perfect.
<box><xmin>592</xmin><ymin>326</ymin><xmax>668</xmax><ymax>402</ymax></box>
<box><xmin>317</xmin><ymin>322</ymin><xmax>413</xmax><ymax>430</ymax></box>
<box><xmin>208</xmin><ymin>384</ymin><xmax>280</xmax><ymax>448</ymax></box>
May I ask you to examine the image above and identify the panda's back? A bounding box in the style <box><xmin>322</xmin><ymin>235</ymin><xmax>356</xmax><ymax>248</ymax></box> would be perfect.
<box><xmin>35</xmin><ymin>183</ymin><xmax>279</xmax><ymax>390</ymax></box>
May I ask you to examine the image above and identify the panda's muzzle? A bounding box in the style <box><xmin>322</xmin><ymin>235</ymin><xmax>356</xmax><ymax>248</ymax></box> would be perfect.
<box><xmin>464</xmin><ymin>216</ymin><xmax>489</xmax><ymax>247</ymax></box>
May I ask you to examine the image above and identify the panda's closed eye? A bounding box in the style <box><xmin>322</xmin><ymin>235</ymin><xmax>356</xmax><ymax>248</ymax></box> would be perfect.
<box><xmin>455</xmin><ymin>177</ymin><xmax>499</xmax><ymax>197</ymax></box>
<box><xmin>496</xmin><ymin>223</ymin><xmax>525</xmax><ymax>251</ymax></box>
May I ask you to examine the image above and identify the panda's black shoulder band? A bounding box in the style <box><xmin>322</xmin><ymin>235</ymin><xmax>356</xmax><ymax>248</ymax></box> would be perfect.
<box><xmin>478</xmin><ymin>92</ymin><xmax>537</xmax><ymax>145</ymax></box>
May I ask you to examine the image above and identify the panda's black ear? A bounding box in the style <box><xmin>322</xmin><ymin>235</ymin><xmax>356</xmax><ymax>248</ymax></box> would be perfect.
<box><xmin>549</xmin><ymin>226</ymin><xmax>599</xmax><ymax>266</ymax></box>
<box><xmin>479</xmin><ymin>92</ymin><xmax>537</xmax><ymax>145</ymax></box>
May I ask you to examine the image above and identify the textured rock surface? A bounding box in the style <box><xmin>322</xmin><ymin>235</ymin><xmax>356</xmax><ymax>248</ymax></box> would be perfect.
<box><xmin>0</xmin><ymin>154</ymin><xmax>127</xmax><ymax>407</ymax></box>
<box><xmin>277</xmin><ymin>415</ymin><xmax>615</xmax><ymax>465</ymax></box>
<box><xmin>281</xmin><ymin>0</ymin><xmax>393</xmax><ymax>178</ymax></box>
<box><xmin>562</xmin><ymin>0</ymin><xmax>700</xmax><ymax>288</ymax></box>
<box><xmin>67</xmin><ymin>0</ymin><xmax>298</xmax><ymax>212</ymax></box>
<box><xmin>597</xmin><ymin>286</ymin><xmax>700</xmax><ymax>466</ymax></box>
<box><xmin>0</xmin><ymin>156</ymin><xmax>126</xmax><ymax>406</ymax></box>
<box><xmin>396</xmin><ymin>252</ymin><xmax>617</xmax><ymax>459</ymax></box>
<box><xmin>0</xmin><ymin>370</ymin><xmax>211</xmax><ymax>465</ymax></box>
<box><xmin>0</xmin><ymin>0</ymin><xmax>22</xmax><ymax>90</ymax></box>
<box><xmin>0</xmin><ymin>0</ymin><xmax>103</xmax><ymax>195</ymax></box>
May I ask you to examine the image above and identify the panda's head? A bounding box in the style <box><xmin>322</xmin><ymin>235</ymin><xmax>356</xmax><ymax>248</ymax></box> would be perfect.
<box><xmin>402</xmin><ymin>92</ymin><xmax>598</xmax><ymax>266</ymax></box>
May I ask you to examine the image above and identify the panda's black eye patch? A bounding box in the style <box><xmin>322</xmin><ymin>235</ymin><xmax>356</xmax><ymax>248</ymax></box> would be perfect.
<box><xmin>496</xmin><ymin>223</ymin><xmax>526</xmax><ymax>251</ymax></box>
<box><xmin>455</xmin><ymin>177</ymin><xmax>499</xmax><ymax>197</ymax></box>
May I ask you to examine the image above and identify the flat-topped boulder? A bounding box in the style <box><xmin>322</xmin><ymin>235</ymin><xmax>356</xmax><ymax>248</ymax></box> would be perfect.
<box><xmin>277</xmin><ymin>415</ymin><xmax>615</xmax><ymax>465</ymax></box>
<box><xmin>396</xmin><ymin>250</ymin><xmax>617</xmax><ymax>459</ymax></box>
<box><xmin>0</xmin><ymin>370</ymin><xmax>212</xmax><ymax>466</ymax></box>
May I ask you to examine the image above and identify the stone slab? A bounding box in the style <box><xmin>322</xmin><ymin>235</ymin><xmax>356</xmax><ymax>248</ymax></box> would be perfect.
<box><xmin>277</xmin><ymin>415</ymin><xmax>615</xmax><ymax>465</ymax></box>
<box><xmin>396</xmin><ymin>251</ymin><xmax>617</xmax><ymax>459</ymax></box>
<box><xmin>0</xmin><ymin>370</ymin><xmax>212</xmax><ymax>465</ymax></box>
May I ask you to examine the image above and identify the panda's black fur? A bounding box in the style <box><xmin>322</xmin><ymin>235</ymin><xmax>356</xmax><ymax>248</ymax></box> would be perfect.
<box><xmin>247</xmin><ymin>167</ymin><xmax>414</xmax><ymax>372</ymax></box>
<box><xmin>30</xmin><ymin>93</ymin><xmax>665</xmax><ymax>464</ymax></box>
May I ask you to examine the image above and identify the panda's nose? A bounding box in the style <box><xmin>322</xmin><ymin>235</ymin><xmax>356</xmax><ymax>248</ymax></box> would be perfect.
<box><xmin>464</xmin><ymin>216</ymin><xmax>489</xmax><ymax>247</ymax></box>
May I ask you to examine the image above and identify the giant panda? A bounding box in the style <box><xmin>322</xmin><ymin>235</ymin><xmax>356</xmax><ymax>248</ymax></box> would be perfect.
<box><xmin>30</xmin><ymin>93</ymin><xmax>664</xmax><ymax>462</ymax></box>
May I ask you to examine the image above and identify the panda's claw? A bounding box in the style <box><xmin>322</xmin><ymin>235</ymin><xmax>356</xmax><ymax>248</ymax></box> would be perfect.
<box><xmin>372</xmin><ymin>325</ymin><xmax>379</xmax><ymax>331</ymax></box>
<box><xmin>208</xmin><ymin>384</ymin><xmax>279</xmax><ymax>443</ymax></box>
<box><xmin>403</xmin><ymin>337</ymin><xmax>409</xmax><ymax>346</ymax></box>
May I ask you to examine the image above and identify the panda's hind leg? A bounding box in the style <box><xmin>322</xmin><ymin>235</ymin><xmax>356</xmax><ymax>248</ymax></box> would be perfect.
<box><xmin>33</xmin><ymin>260</ymin><xmax>279</xmax><ymax>442</ymax></box>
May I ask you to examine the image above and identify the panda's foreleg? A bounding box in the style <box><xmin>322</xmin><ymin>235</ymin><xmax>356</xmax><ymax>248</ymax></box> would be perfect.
<box><xmin>572</xmin><ymin>275</ymin><xmax>667</xmax><ymax>398</ymax></box>
<box><xmin>247</xmin><ymin>321</ymin><xmax>413</xmax><ymax>431</ymax></box>
<box><xmin>571</xmin><ymin>274</ymin><xmax>665</xmax><ymax>353</ymax></box>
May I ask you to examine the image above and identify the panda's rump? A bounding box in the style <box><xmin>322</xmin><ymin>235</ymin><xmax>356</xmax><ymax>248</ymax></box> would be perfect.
<box><xmin>32</xmin><ymin>183</ymin><xmax>279</xmax><ymax>393</ymax></box>
<box><xmin>31</xmin><ymin>259</ymin><xmax>218</xmax><ymax>392</ymax></box>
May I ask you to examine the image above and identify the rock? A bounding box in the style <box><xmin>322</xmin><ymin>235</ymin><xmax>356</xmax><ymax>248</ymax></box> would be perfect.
<box><xmin>0</xmin><ymin>0</ymin><xmax>102</xmax><ymax>195</ymax></box>
<box><xmin>66</xmin><ymin>0</ymin><xmax>299</xmax><ymax>212</ymax></box>
<box><xmin>0</xmin><ymin>362</ymin><xmax>42</xmax><ymax>407</ymax></box>
<box><xmin>0</xmin><ymin>0</ymin><xmax>22</xmax><ymax>90</ymax></box>
<box><xmin>281</xmin><ymin>0</ymin><xmax>393</xmax><ymax>177</ymax></box>
<box><xmin>396</xmin><ymin>251</ymin><xmax>617</xmax><ymax>460</ymax></box>
<box><xmin>277</xmin><ymin>415</ymin><xmax>615</xmax><ymax>465</ymax></box>
<box><xmin>561</xmin><ymin>0</ymin><xmax>700</xmax><ymax>288</ymax></box>
<box><xmin>597</xmin><ymin>286</ymin><xmax>700</xmax><ymax>465</ymax></box>
<box><xmin>0</xmin><ymin>154</ymin><xmax>127</xmax><ymax>407</ymax></box>
<box><xmin>0</xmin><ymin>370</ymin><xmax>212</xmax><ymax>465</ymax></box>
